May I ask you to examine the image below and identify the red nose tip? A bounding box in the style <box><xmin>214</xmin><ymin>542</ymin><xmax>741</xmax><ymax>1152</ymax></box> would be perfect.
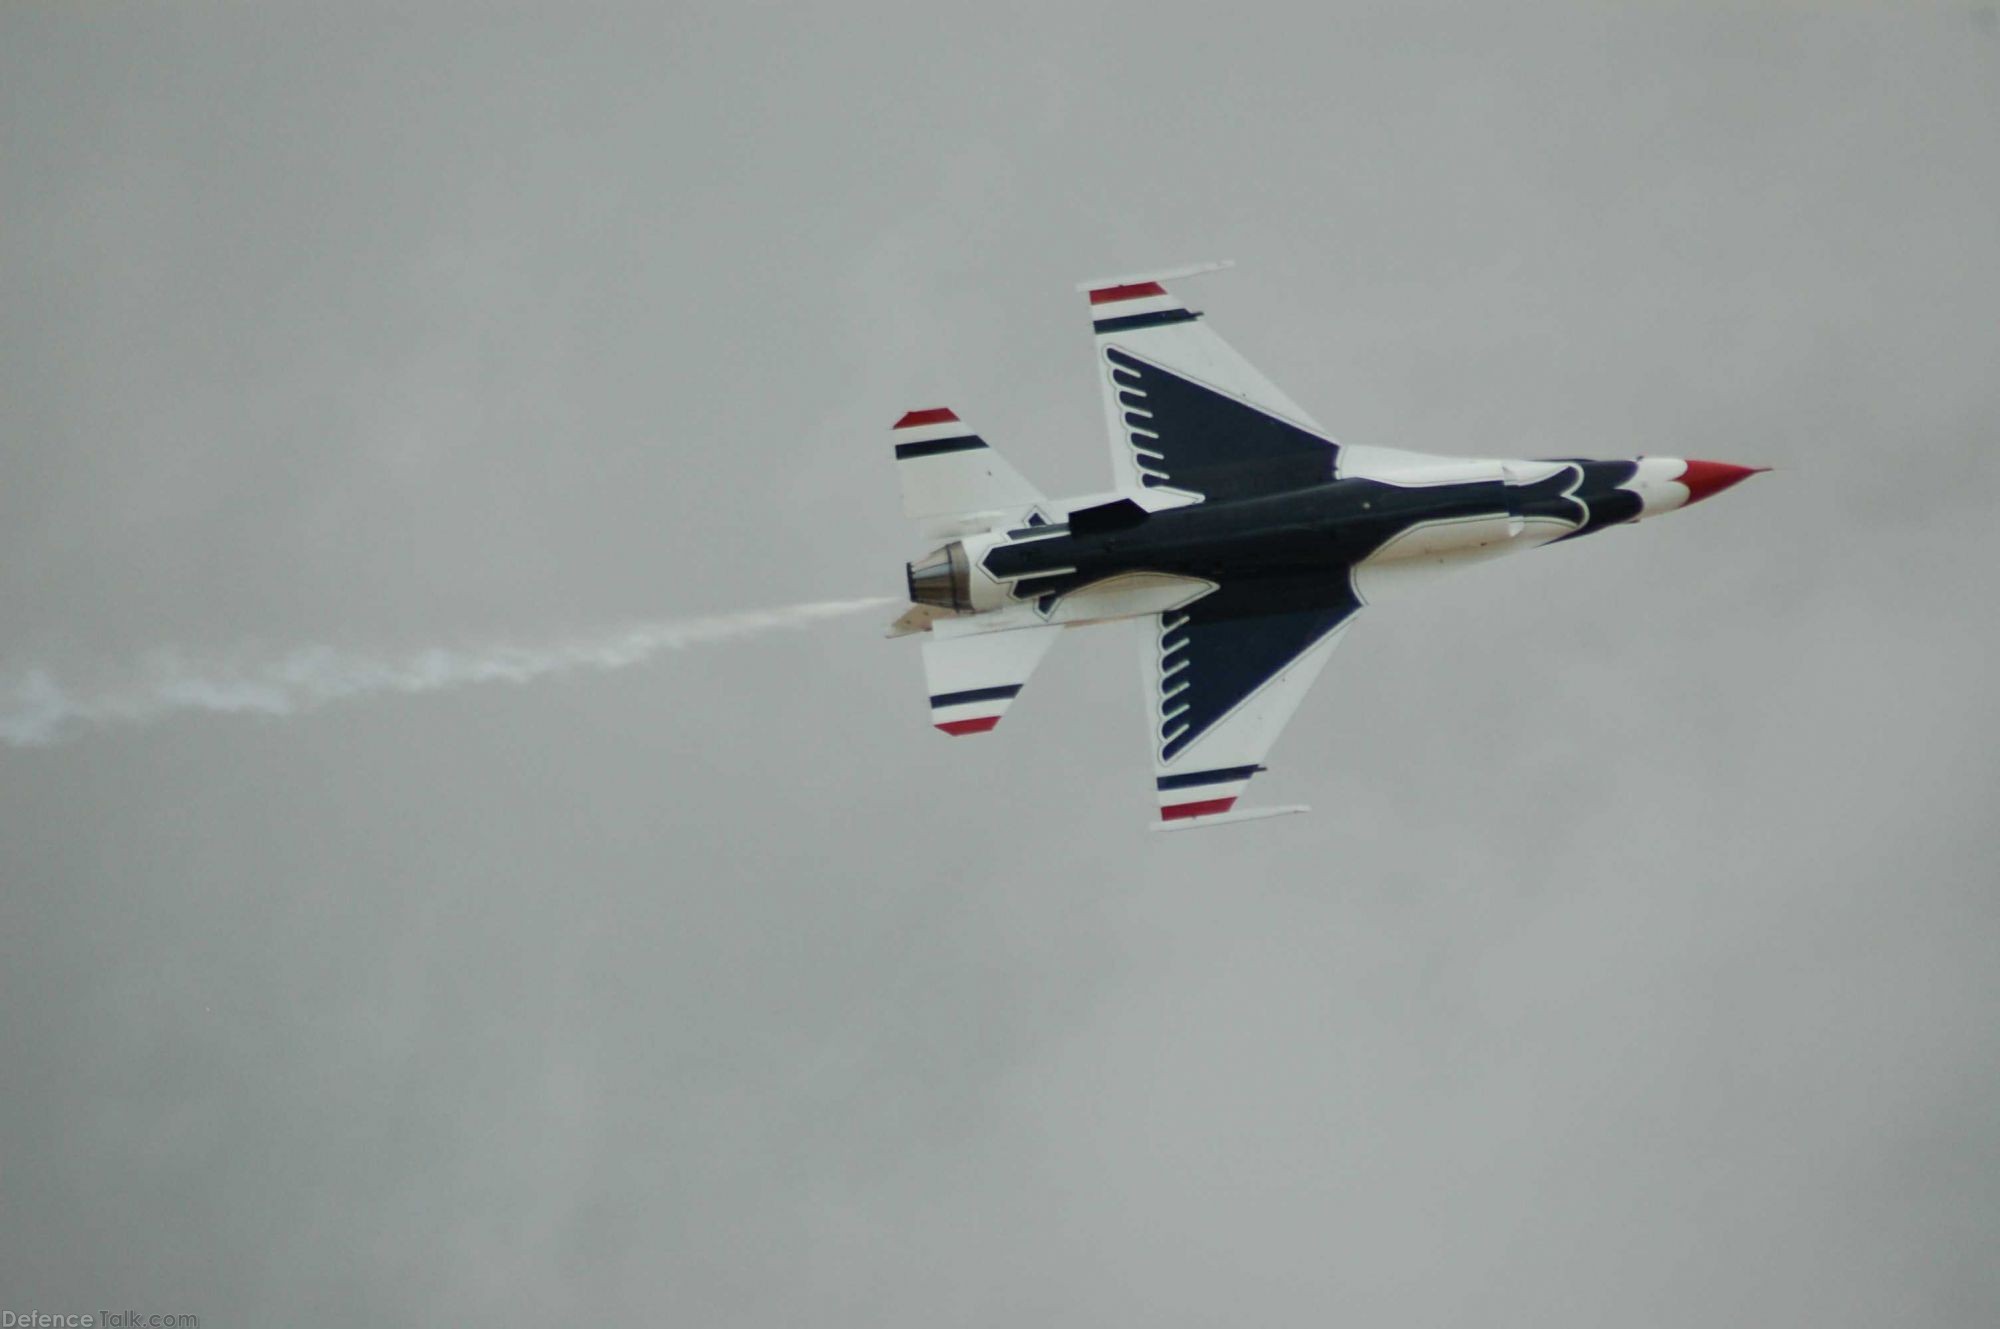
<box><xmin>1679</xmin><ymin>460</ymin><xmax>1768</xmax><ymax>505</ymax></box>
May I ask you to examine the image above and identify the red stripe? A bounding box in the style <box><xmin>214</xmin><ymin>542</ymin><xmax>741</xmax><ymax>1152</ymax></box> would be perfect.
<box><xmin>936</xmin><ymin>716</ymin><xmax>1000</xmax><ymax>736</ymax></box>
<box><xmin>1089</xmin><ymin>281</ymin><xmax>1167</xmax><ymax>306</ymax></box>
<box><xmin>894</xmin><ymin>408</ymin><xmax>959</xmax><ymax>429</ymax></box>
<box><xmin>1160</xmin><ymin>796</ymin><xmax>1236</xmax><ymax>821</ymax></box>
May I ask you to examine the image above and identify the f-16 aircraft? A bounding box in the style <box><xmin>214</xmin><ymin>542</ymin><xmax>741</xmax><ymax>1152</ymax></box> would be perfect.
<box><xmin>887</xmin><ymin>262</ymin><xmax>1764</xmax><ymax>829</ymax></box>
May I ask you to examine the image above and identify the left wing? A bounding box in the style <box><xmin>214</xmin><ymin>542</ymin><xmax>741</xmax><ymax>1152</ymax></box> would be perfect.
<box><xmin>1084</xmin><ymin>262</ymin><xmax>1337</xmax><ymax>507</ymax></box>
<box><xmin>1083</xmin><ymin>262</ymin><xmax>1451</xmax><ymax>500</ymax></box>
<box><xmin>1144</xmin><ymin>578</ymin><xmax>1360</xmax><ymax>829</ymax></box>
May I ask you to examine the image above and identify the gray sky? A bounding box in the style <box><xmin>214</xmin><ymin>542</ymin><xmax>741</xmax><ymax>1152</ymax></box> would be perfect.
<box><xmin>3</xmin><ymin>2</ymin><xmax>1997</xmax><ymax>1323</ymax></box>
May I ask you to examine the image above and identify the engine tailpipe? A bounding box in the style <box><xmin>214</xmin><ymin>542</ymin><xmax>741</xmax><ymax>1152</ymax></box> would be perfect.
<box><xmin>906</xmin><ymin>542</ymin><xmax>972</xmax><ymax>612</ymax></box>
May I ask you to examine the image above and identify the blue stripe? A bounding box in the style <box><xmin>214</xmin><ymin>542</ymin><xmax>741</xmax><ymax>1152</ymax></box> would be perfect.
<box><xmin>894</xmin><ymin>435</ymin><xmax>987</xmax><ymax>460</ymax></box>
<box><xmin>1156</xmin><ymin>764</ymin><xmax>1263</xmax><ymax>791</ymax></box>
<box><xmin>930</xmin><ymin>684</ymin><xmax>1022</xmax><ymax>709</ymax></box>
<box><xmin>1094</xmin><ymin>309</ymin><xmax>1201</xmax><ymax>335</ymax></box>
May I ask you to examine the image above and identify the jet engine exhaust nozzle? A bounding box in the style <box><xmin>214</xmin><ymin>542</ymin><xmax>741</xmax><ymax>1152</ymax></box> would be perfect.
<box><xmin>906</xmin><ymin>542</ymin><xmax>972</xmax><ymax>613</ymax></box>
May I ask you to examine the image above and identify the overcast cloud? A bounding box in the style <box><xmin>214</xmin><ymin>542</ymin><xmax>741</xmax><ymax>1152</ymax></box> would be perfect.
<box><xmin>2</xmin><ymin>3</ymin><xmax>1996</xmax><ymax>1324</ymax></box>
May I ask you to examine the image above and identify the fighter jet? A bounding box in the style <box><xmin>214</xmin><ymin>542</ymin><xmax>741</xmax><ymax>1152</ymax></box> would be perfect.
<box><xmin>888</xmin><ymin>262</ymin><xmax>1764</xmax><ymax>829</ymax></box>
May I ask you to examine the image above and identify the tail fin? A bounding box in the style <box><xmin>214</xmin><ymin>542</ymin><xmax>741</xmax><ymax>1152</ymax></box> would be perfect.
<box><xmin>921</xmin><ymin>622</ymin><xmax>1060</xmax><ymax>735</ymax></box>
<box><xmin>893</xmin><ymin>408</ymin><xmax>1045</xmax><ymax>537</ymax></box>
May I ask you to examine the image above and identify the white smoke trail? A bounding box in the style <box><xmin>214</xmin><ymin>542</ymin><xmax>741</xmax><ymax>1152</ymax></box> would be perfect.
<box><xmin>1</xmin><ymin>596</ymin><xmax>895</xmax><ymax>749</ymax></box>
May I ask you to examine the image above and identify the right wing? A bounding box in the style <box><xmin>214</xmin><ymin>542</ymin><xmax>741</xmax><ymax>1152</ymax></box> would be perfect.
<box><xmin>1143</xmin><ymin>577</ymin><xmax>1361</xmax><ymax>828</ymax></box>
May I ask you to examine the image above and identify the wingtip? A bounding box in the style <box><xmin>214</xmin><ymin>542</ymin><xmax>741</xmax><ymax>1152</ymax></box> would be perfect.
<box><xmin>1074</xmin><ymin>259</ymin><xmax>1235</xmax><ymax>293</ymax></box>
<box><xmin>894</xmin><ymin>408</ymin><xmax>960</xmax><ymax>430</ymax></box>
<box><xmin>1149</xmin><ymin>804</ymin><xmax>1310</xmax><ymax>832</ymax></box>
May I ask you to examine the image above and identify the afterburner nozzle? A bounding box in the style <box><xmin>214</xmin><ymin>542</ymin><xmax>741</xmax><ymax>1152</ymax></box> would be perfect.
<box><xmin>906</xmin><ymin>542</ymin><xmax>971</xmax><ymax>612</ymax></box>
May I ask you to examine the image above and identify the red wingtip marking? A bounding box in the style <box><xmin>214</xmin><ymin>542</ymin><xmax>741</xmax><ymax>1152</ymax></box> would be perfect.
<box><xmin>895</xmin><ymin>408</ymin><xmax>959</xmax><ymax>429</ymax></box>
<box><xmin>936</xmin><ymin>716</ymin><xmax>1000</xmax><ymax>736</ymax></box>
<box><xmin>1678</xmin><ymin>459</ymin><xmax>1766</xmax><ymax>505</ymax></box>
<box><xmin>1160</xmin><ymin>796</ymin><xmax>1237</xmax><ymax>821</ymax></box>
<box><xmin>1089</xmin><ymin>281</ymin><xmax>1168</xmax><ymax>305</ymax></box>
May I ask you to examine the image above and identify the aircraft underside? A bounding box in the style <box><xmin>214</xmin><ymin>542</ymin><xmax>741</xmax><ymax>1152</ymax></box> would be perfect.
<box><xmin>886</xmin><ymin>264</ymin><xmax>1764</xmax><ymax>827</ymax></box>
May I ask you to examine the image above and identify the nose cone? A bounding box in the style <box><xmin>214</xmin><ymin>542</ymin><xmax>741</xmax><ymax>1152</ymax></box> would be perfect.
<box><xmin>1678</xmin><ymin>460</ymin><xmax>1768</xmax><ymax>505</ymax></box>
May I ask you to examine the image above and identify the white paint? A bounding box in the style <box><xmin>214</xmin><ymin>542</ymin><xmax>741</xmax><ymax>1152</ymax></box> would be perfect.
<box><xmin>920</xmin><ymin>621</ymin><xmax>1061</xmax><ymax>732</ymax></box>
<box><xmin>893</xmin><ymin>409</ymin><xmax>1045</xmax><ymax>532</ymax></box>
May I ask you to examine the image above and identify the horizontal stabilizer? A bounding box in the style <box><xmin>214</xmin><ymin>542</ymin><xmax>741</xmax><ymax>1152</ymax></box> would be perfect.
<box><xmin>921</xmin><ymin>623</ymin><xmax>1060</xmax><ymax>735</ymax></box>
<box><xmin>893</xmin><ymin>408</ymin><xmax>1044</xmax><ymax>530</ymax></box>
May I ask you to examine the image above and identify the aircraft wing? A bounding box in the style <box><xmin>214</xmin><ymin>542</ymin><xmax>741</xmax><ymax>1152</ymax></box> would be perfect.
<box><xmin>1144</xmin><ymin>577</ymin><xmax>1360</xmax><ymax>829</ymax></box>
<box><xmin>1085</xmin><ymin>262</ymin><xmax>1340</xmax><ymax>507</ymax></box>
<box><xmin>1085</xmin><ymin>261</ymin><xmax>1450</xmax><ymax>499</ymax></box>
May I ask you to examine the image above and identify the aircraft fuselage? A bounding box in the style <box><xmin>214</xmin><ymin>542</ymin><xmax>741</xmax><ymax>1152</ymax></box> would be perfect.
<box><xmin>934</xmin><ymin>455</ymin><xmax>1730</xmax><ymax>624</ymax></box>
